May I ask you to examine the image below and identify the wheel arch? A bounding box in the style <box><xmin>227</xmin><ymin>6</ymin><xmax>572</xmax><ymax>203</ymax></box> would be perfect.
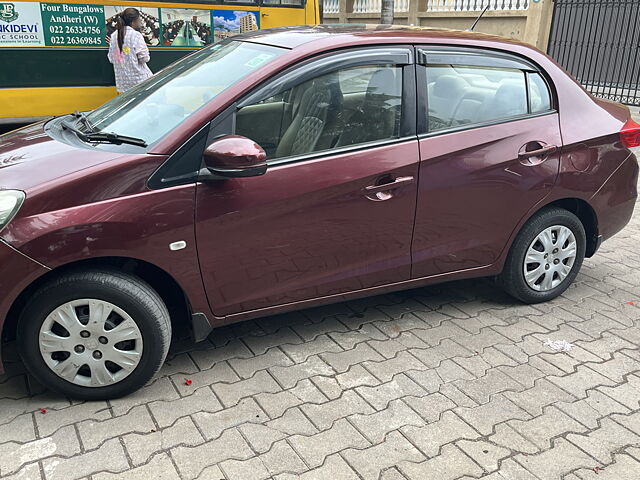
<box><xmin>497</xmin><ymin>195</ymin><xmax>600</xmax><ymax>275</ymax></box>
<box><xmin>541</xmin><ymin>198</ymin><xmax>599</xmax><ymax>257</ymax></box>
<box><xmin>2</xmin><ymin>256</ymin><xmax>193</xmax><ymax>345</ymax></box>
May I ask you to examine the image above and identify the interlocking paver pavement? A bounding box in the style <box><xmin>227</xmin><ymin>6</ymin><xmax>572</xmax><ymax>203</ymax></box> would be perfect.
<box><xmin>1</xmin><ymin>147</ymin><xmax>639</xmax><ymax>479</ymax></box>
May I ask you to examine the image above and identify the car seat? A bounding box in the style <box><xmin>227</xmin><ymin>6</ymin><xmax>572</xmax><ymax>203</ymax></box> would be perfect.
<box><xmin>482</xmin><ymin>81</ymin><xmax>528</xmax><ymax>121</ymax></box>
<box><xmin>336</xmin><ymin>67</ymin><xmax>402</xmax><ymax>147</ymax></box>
<box><xmin>427</xmin><ymin>74</ymin><xmax>469</xmax><ymax>128</ymax></box>
<box><xmin>275</xmin><ymin>80</ymin><xmax>331</xmax><ymax>158</ymax></box>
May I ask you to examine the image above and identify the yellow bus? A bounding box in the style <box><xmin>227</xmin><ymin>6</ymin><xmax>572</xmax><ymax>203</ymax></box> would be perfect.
<box><xmin>0</xmin><ymin>0</ymin><xmax>319</xmax><ymax>123</ymax></box>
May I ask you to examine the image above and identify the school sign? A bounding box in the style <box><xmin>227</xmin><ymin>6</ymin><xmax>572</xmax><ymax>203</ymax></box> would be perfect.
<box><xmin>0</xmin><ymin>2</ymin><xmax>44</xmax><ymax>45</ymax></box>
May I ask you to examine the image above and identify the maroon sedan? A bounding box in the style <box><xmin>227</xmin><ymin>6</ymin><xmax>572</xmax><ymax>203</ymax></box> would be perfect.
<box><xmin>0</xmin><ymin>25</ymin><xmax>638</xmax><ymax>399</ymax></box>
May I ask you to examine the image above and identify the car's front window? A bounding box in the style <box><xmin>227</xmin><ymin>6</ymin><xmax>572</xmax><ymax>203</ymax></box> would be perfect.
<box><xmin>85</xmin><ymin>41</ymin><xmax>285</xmax><ymax>146</ymax></box>
<box><xmin>235</xmin><ymin>64</ymin><xmax>403</xmax><ymax>161</ymax></box>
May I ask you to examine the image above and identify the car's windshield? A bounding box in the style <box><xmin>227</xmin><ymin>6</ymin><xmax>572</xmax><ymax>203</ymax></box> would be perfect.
<box><xmin>85</xmin><ymin>41</ymin><xmax>286</xmax><ymax>146</ymax></box>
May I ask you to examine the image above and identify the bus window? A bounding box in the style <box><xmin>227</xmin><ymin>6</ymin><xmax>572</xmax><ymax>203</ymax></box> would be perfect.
<box><xmin>262</xmin><ymin>0</ymin><xmax>304</xmax><ymax>5</ymax></box>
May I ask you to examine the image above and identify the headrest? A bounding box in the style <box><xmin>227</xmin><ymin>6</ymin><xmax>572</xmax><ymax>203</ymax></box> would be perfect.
<box><xmin>366</xmin><ymin>68</ymin><xmax>399</xmax><ymax>99</ymax></box>
<box><xmin>433</xmin><ymin>74</ymin><xmax>468</xmax><ymax>98</ymax></box>
<box><xmin>491</xmin><ymin>82</ymin><xmax>527</xmax><ymax>116</ymax></box>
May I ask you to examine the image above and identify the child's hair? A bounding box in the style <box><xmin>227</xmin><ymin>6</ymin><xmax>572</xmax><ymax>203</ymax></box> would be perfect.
<box><xmin>117</xmin><ymin>8</ymin><xmax>140</xmax><ymax>52</ymax></box>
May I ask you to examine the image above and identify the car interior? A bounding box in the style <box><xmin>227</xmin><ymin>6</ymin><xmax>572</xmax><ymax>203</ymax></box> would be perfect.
<box><xmin>426</xmin><ymin>65</ymin><xmax>530</xmax><ymax>131</ymax></box>
<box><xmin>235</xmin><ymin>64</ymin><xmax>403</xmax><ymax>160</ymax></box>
<box><xmin>426</xmin><ymin>65</ymin><xmax>551</xmax><ymax>132</ymax></box>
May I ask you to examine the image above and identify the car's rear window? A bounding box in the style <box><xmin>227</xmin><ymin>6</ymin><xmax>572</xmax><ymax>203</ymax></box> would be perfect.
<box><xmin>425</xmin><ymin>64</ymin><xmax>553</xmax><ymax>132</ymax></box>
<box><xmin>528</xmin><ymin>72</ymin><xmax>552</xmax><ymax>113</ymax></box>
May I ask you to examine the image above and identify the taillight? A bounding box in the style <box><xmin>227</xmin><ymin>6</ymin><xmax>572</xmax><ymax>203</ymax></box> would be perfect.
<box><xmin>621</xmin><ymin>118</ymin><xmax>640</xmax><ymax>148</ymax></box>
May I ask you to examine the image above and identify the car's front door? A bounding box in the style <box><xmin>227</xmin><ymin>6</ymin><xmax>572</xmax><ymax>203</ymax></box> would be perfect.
<box><xmin>411</xmin><ymin>47</ymin><xmax>562</xmax><ymax>278</ymax></box>
<box><xmin>195</xmin><ymin>48</ymin><xmax>420</xmax><ymax>316</ymax></box>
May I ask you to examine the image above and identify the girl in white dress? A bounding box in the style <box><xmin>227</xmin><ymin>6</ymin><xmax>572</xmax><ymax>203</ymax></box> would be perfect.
<box><xmin>107</xmin><ymin>8</ymin><xmax>153</xmax><ymax>93</ymax></box>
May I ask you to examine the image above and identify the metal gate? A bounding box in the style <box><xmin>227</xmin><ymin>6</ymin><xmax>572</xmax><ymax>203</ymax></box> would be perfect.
<box><xmin>548</xmin><ymin>0</ymin><xmax>640</xmax><ymax>106</ymax></box>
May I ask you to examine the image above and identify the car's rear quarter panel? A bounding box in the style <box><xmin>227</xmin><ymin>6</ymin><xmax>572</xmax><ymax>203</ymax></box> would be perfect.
<box><xmin>588</xmin><ymin>147</ymin><xmax>639</xmax><ymax>240</ymax></box>
<box><xmin>553</xmin><ymin>98</ymin><xmax>638</xmax><ymax>243</ymax></box>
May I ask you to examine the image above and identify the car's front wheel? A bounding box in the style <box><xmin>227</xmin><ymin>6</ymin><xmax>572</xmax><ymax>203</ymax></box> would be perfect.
<box><xmin>18</xmin><ymin>269</ymin><xmax>171</xmax><ymax>400</ymax></box>
<box><xmin>499</xmin><ymin>207</ymin><xmax>586</xmax><ymax>304</ymax></box>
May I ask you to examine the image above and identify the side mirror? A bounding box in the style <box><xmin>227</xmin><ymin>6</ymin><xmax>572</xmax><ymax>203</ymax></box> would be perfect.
<box><xmin>202</xmin><ymin>135</ymin><xmax>267</xmax><ymax>178</ymax></box>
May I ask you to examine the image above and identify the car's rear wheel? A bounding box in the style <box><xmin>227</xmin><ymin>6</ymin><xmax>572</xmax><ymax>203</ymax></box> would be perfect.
<box><xmin>18</xmin><ymin>269</ymin><xmax>171</xmax><ymax>400</ymax></box>
<box><xmin>499</xmin><ymin>207</ymin><xmax>586</xmax><ymax>304</ymax></box>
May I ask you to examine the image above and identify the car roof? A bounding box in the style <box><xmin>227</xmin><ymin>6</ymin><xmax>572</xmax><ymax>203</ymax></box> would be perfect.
<box><xmin>235</xmin><ymin>24</ymin><xmax>533</xmax><ymax>51</ymax></box>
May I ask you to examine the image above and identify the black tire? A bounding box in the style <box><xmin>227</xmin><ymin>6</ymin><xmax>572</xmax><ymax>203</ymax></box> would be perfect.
<box><xmin>17</xmin><ymin>269</ymin><xmax>171</xmax><ymax>400</ymax></box>
<box><xmin>499</xmin><ymin>207</ymin><xmax>586</xmax><ymax>304</ymax></box>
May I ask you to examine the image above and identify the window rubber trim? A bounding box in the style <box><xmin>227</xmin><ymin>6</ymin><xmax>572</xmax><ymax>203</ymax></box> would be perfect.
<box><xmin>265</xmin><ymin>136</ymin><xmax>419</xmax><ymax>168</ymax></box>
<box><xmin>527</xmin><ymin>71</ymin><xmax>557</xmax><ymax>112</ymax></box>
<box><xmin>399</xmin><ymin>62</ymin><xmax>417</xmax><ymax>138</ymax></box>
<box><xmin>415</xmin><ymin>53</ymin><xmax>428</xmax><ymax>137</ymax></box>
<box><xmin>417</xmin><ymin>110</ymin><xmax>558</xmax><ymax>140</ymax></box>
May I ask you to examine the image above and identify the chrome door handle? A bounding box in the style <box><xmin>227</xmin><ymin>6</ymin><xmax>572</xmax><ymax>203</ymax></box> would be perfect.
<box><xmin>518</xmin><ymin>145</ymin><xmax>558</xmax><ymax>160</ymax></box>
<box><xmin>363</xmin><ymin>176</ymin><xmax>415</xmax><ymax>201</ymax></box>
<box><xmin>364</xmin><ymin>176</ymin><xmax>414</xmax><ymax>194</ymax></box>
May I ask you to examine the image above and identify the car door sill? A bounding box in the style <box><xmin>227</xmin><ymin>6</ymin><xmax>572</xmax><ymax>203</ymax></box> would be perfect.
<box><xmin>207</xmin><ymin>263</ymin><xmax>500</xmax><ymax>327</ymax></box>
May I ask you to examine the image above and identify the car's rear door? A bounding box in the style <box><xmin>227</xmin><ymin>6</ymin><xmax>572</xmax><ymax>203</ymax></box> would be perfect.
<box><xmin>195</xmin><ymin>47</ymin><xmax>420</xmax><ymax>316</ymax></box>
<box><xmin>411</xmin><ymin>46</ymin><xmax>562</xmax><ymax>278</ymax></box>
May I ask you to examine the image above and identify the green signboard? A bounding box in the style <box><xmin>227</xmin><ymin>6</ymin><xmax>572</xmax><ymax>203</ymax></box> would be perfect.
<box><xmin>40</xmin><ymin>2</ymin><xmax>104</xmax><ymax>46</ymax></box>
<box><xmin>0</xmin><ymin>2</ymin><xmax>261</xmax><ymax>48</ymax></box>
